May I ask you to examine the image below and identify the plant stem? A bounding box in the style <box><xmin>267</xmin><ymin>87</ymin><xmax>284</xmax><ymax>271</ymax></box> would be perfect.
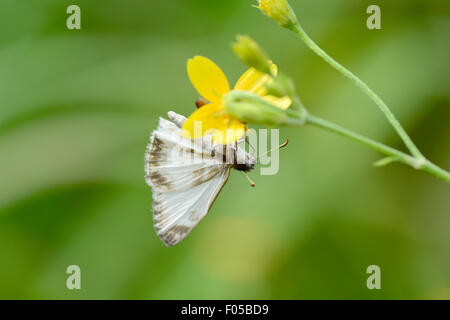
<box><xmin>421</xmin><ymin>160</ymin><xmax>450</xmax><ymax>183</ymax></box>
<box><xmin>292</xmin><ymin>24</ymin><xmax>424</xmax><ymax>160</ymax></box>
<box><xmin>305</xmin><ymin>114</ymin><xmax>450</xmax><ymax>183</ymax></box>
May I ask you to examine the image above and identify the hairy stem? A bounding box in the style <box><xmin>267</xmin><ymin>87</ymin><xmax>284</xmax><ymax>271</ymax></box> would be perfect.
<box><xmin>305</xmin><ymin>114</ymin><xmax>450</xmax><ymax>183</ymax></box>
<box><xmin>421</xmin><ymin>160</ymin><xmax>450</xmax><ymax>183</ymax></box>
<box><xmin>292</xmin><ymin>24</ymin><xmax>424</xmax><ymax>160</ymax></box>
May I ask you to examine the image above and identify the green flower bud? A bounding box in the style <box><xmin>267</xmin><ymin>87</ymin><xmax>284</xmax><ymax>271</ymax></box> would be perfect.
<box><xmin>224</xmin><ymin>91</ymin><xmax>306</xmax><ymax>127</ymax></box>
<box><xmin>264</xmin><ymin>73</ymin><xmax>296</xmax><ymax>98</ymax></box>
<box><xmin>254</xmin><ymin>0</ymin><xmax>299</xmax><ymax>30</ymax></box>
<box><xmin>232</xmin><ymin>35</ymin><xmax>272</xmax><ymax>75</ymax></box>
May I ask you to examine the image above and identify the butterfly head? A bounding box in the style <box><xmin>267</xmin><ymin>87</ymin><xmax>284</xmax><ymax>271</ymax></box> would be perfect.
<box><xmin>232</xmin><ymin>148</ymin><xmax>257</xmax><ymax>172</ymax></box>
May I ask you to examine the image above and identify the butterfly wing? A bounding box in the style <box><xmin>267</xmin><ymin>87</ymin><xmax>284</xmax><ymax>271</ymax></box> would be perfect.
<box><xmin>145</xmin><ymin>113</ymin><xmax>231</xmax><ymax>246</ymax></box>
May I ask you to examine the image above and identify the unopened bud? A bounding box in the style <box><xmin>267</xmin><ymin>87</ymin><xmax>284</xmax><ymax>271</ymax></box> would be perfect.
<box><xmin>254</xmin><ymin>0</ymin><xmax>299</xmax><ymax>30</ymax></box>
<box><xmin>224</xmin><ymin>91</ymin><xmax>305</xmax><ymax>127</ymax></box>
<box><xmin>265</xmin><ymin>74</ymin><xmax>296</xmax><ymax>98</ymax></box>
<box><xmin>233</xmin><ymin>35</ymin><xmax>272</xmax><ymax>75</ymax></box>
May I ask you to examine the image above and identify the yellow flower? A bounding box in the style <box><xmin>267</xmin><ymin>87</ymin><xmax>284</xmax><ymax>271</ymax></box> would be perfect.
<box><xmin>183</xmin><ymin>56</ymin><xmax>291</xmax><ymax>144</ymax></box>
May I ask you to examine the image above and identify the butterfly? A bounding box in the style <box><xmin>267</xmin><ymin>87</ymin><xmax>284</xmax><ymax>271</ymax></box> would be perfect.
<box><xmin>145</xmin><ymin>56</ymin><xmax>290</xmax><ymax>246</ymax></box>
<box><xmin>145</xmin><ymin>111</ymin><xmax>257</xmax><ymax>246</ymax></box>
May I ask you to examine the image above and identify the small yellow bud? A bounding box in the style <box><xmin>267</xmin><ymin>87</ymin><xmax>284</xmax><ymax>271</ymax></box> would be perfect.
<box><xmin>255</xmin><ymin>0</ymin><xmax>299</xmax><ymax>29</ymax></box>
<box><xmin>232</xmin><ymin>35</ymin><xmax>272</xmax><ymax>75</ymax></box>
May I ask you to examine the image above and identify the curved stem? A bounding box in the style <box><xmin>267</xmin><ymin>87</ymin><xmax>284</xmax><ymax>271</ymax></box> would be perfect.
<box><xmin>305</xmin><ymin>114</ymin><xmax>450</xmax><ymax>183</ymax></box>
<box><xmin>292</xmin><ymin>24</ymin><xmax>424</xmax><ymax>160</ymax></box>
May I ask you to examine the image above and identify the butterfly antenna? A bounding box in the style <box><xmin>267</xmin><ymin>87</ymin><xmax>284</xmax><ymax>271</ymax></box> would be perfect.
<box><xmin>258</xmin><ymin>139</ymin><xmax>289</xmax><ymax>160</ymax></box>
<box><xmin>245</xmin><ymin>173</ymin><xmax>256</xmax><ymax>188</ymax></box>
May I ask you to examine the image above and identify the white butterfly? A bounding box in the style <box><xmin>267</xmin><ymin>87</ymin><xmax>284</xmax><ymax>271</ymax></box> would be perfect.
<box><xmin>145</xmin><ymin>111</ymin><xmax>257</xmax><ymax>246</ymax></box>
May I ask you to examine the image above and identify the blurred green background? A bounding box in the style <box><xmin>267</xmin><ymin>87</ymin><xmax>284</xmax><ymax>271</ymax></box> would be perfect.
<box><xmin>0</xmin><ymin>0</ymin><xmax>449</xmax><ymax>299</ymax></box>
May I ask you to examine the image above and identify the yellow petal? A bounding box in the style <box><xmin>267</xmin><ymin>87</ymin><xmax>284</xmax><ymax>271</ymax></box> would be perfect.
<box><xmin>187</xmin><ymin>56</ymin><xmax>231</xmax><ymax>103</ymax></box>
<box><xmin>182</xmin><ymin>102</ymin><xmax>247</xmax><ymax>144</ymax></box>
<box><xmin>263</xmin><ymin>95</ymin><xmax>292</xmax><ymax>110</ymax></box>
<box><xmin>234</xmin><ymin>63</ymin><xmax>278</xmax><ymax>96</ymax></box>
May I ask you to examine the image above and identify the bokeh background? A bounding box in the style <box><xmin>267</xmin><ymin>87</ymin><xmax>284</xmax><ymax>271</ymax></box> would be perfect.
<box><xmin>0</xmin><ymin>0</ymin><xmax>449</xmax><ymax>299</ymax></box>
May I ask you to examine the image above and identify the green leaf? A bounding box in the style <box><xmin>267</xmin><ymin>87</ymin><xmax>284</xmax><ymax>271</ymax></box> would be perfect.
<box><xmin>373</xmin><ymin>156</ymin><xmax>399</xmax><ymax>167</ymax></box>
